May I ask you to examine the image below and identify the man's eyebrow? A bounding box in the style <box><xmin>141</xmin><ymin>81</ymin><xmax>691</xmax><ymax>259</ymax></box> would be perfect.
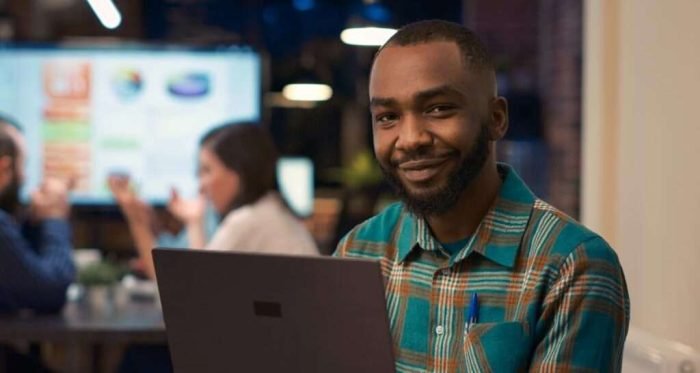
<box><xmin>369</xmin><ymin>85</ymin><xmax>467</xmax><ymax>108</ymax></box>
<box><xmin>369</xmin><ymin>84</ymin><xmax>466</xmax><ymax>108</ymax></box>
<box><xmin>414</xmin><ymin>85</ymin><xmax>466</xmax><ymax>102</ymax></box>
<box><xmin>369</xmin><ymin>97</ymin><xmax>396</xmax><ymax>108</ymax></box>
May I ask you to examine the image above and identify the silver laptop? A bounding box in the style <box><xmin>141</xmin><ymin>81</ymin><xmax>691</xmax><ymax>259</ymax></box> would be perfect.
<box><xmin>153</xmin><ymin>248</ymin><xmax>395</xmax><ymax>373</ymax></box>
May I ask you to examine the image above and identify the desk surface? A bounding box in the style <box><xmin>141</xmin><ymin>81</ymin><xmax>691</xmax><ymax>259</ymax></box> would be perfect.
<box><xmin>0</xmin><ymin>288</ymin><xmax>166</xmax><ymax>344</ymax></box>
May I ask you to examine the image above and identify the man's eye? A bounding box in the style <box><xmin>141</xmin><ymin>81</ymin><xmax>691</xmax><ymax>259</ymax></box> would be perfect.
<box><xmin>426</xmin><ymin>105</ymin><xmax>455</xmax><ymax>115</ymax></box>
<box><xmin>375</xmin><ymin>113</ymin><xmax>398</xmax><ymax>124</ymax></box>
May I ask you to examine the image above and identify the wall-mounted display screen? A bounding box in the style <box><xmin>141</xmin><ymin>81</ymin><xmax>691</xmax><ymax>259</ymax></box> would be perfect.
<box><xmin>0</xmin><ymin>45</ymin><xmax>261</xmax><ymax>204</ymax></box>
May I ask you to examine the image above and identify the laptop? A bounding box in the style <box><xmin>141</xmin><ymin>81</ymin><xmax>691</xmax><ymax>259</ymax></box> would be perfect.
<box><xmin>153</xmin><ymin>248</ymin><xmax>395</xmax><ymax>373</ymax></box>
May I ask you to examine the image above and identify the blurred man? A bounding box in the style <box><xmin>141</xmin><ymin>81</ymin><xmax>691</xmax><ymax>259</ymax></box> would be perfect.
<box><xmin>335</xmin><ymin>20</ymin><xmax>629</xmax><ymax>372</ymax></box>
<box><xmin>0</xmin><ymin>116</ymin><xmax>75</xmax><ymax>313</ymax></box>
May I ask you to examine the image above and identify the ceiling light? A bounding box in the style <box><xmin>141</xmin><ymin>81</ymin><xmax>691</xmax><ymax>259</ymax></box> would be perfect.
<box><xmin>282</xmin><ymin>83</ymin><xmax>333</xmax><ymax>102</ymax></box>
<box><xmin>340</xmin><ymin>27</ymin><xmax>396</xmax><ymax>47</ymax></box>
<box><xmin>86</xmin><ymin>0</ymin><xmax>122</xmax><ymax>30</ymax></box>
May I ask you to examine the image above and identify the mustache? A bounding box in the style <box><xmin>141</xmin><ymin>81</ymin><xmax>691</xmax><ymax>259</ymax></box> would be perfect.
<box><xmin>390</xmin><ymin>149</ymin><xmax>457</xmax><ymax>167</ymax></box>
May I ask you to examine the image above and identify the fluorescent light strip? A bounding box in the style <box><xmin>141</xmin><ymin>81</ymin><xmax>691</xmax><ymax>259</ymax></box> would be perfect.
<box><xmin>86</xmin><ymin>0</ymin><xmax>122</xmax><ymax>30</ymax></box>
<box><xmin>340</xmin><ymin>27</ymin><xmax>397</xmax><ymax>47</ymax></box>
<box><xmin>282</xmin><ymin>83</ymin><xmax>333</xmax><ymax>102</ymax></box>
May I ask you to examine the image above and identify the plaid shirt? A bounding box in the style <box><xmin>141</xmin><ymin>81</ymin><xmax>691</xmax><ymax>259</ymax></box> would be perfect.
<box><xmin>334</xmin><ymin>165</ymin><xmax>629</xmax><ymax>372</ymax></box>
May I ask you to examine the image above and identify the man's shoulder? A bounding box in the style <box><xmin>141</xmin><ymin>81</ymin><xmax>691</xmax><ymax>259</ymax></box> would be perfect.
<box><xmin>0</xmin><ymin>209</ymin><xmax>18</xmax><ymax>230</ymax></box>
<box><xmin>334</xmin><ymin>202</ymin><xmax>405</xmax><ymax>257</ymax></box>
<box><xmin>0</xmin><ymin>210</ymin><xmax>26</xmax><ymax>250</ymax></box>
<box><xmin>527</xmin><ymin>199</ymin><xmax>618</xmax><ymax>264</ymax></box>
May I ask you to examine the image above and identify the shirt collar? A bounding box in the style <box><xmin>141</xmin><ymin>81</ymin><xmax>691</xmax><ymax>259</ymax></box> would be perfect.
<box><xmin>397</xmin><ymin>164</ymin><xmax>536</xmax><ymax>268</ymax></box>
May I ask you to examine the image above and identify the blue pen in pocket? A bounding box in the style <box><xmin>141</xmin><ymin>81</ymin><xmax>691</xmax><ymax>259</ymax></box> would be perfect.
<box><xmin>465</xmin><ymin>293</ymin><xmax>479</xmax><ymax>334</ymax></box>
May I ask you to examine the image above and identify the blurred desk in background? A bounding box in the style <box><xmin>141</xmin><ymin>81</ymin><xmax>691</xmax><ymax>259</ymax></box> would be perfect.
<box><xmin>0</xmin><ymin>286</ymin><xmax>166</xmax><ymax>372</ymax></box>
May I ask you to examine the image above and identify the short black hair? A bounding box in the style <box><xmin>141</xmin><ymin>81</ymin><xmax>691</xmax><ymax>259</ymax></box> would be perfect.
<box><xmin>377</xmin><ymin>19</ymin><xmax>494</xmax><ymax>73</ymax></box>
<box><xmin>199</xmin><ymin>123</ymin><xmax>278</xmax><ymax>214</ymax></box>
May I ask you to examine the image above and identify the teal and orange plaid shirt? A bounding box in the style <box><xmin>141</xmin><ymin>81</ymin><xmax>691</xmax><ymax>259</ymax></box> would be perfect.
<box><xmin>334</xmin><ymin>165</ymin><xmax>630</xmax><ymax>372</ymax></box>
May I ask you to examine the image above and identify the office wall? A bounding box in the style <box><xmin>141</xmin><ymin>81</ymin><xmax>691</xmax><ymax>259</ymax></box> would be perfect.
<box><xmin>583</xmin><ymin>0</ymin><xmax>700</xmax><ymax>350</ymax></box>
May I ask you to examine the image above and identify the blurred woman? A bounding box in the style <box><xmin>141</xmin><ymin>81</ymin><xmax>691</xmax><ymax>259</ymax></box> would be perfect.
<box><xmin>110</xmin><ymin>123</ymin><xmax>318</xmax><ymax>279</ymax></box>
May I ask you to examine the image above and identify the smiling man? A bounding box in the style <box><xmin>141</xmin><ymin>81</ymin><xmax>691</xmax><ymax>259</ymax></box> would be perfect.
<box><xmin>334</xmin><ymin>20</ymin><xmax>629</xmax><ymax>372</ymax></box>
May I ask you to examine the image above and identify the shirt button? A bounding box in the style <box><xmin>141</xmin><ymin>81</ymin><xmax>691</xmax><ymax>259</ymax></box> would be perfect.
<box><xmin>441</xmin><ymin>268</ymin><xmax>450</xmax><ymax>276</ymax></box>
<box><xmin>435</xmin><ymin>325</ymin><xmax>445</xmax><ymax>335</ymax></box>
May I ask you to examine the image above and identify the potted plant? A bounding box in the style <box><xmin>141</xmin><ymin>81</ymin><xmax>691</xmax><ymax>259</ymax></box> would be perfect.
<box><xmin>75</xmin><ymin>260</ymin><xmax>126</xmax><ymax>309</ymax></box>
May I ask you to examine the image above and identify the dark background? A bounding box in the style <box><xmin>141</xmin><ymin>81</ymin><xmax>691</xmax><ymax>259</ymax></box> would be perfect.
<box><xmin>0</xmin><ymin>0</ymin><xmax>582</xmax><ymax>256</ymax></box>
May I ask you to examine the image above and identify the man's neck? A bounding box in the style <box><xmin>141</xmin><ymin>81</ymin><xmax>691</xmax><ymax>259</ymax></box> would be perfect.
<box><xmin>425</xmin><ymin>160</ymin><xmax>502</xmax><ymax>243</ymax></box>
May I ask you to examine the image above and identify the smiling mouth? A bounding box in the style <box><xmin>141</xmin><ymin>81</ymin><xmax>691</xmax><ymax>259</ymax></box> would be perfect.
<box><xmin>397</xmin><ymin>156</ymin><xmax>452</xmax><ymax>183</ymax></box>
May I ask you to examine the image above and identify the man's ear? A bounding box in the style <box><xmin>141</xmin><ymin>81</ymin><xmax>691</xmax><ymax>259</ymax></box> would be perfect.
<box><xmin>0</xmin><ymin>156</ymin><xmax>12</xmax><ymax>190</ymax></box>
<box><xmin>0</xmin><ymin>156</ymin><xmax>11</xmax><ymax>170</ymax></box>
<box><xmin>488</xmin><ymin>96</ymin><xmax>509</xmax><ymax>141</ymax></box>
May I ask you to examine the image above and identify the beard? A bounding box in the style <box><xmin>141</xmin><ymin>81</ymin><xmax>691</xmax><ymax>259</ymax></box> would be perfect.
<box><xmin>0</xmin><ymin>173</ymin><xmax>21</xmax><ymax>217</ymax></box>
<box><xmin>380</xmin><ymin>124</ymin><xmax>490</xmax><ymax>218</ymax></box>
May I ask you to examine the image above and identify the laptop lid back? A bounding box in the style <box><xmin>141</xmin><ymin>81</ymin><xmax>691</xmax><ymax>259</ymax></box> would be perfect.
<box><xmin>154</xmin><ymin>249</ymin><xmax>395</xmax><ymax>373</ymax></box>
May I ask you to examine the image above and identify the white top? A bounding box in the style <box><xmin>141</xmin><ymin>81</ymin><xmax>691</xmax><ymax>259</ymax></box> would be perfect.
<box><xmin>205</xmin><ymin>192</ymin><xmax>319</xmax><ymax>256</ymax></box>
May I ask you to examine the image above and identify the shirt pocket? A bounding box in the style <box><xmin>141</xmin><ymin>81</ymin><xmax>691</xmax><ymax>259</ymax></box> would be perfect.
<box><xmin>463</xmin><ymin>321</ymin><xmax>531</xmax><ymax>373</ymax></box>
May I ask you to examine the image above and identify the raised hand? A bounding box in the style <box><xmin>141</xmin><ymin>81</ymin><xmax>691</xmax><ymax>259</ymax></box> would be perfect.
<box><xmin>166</xmin><ymin>188</ymin><xmax>206</xmax><ymax>225</ymax></box>
<box><xmin>107</xmin><ymin>174</ymin><xmax>154</xmax><ymax>227</ymax></box>
<box><xmin>29</xmin><ymin>177</ymin><xmax>71</xmax><ymax>220</ymax></box>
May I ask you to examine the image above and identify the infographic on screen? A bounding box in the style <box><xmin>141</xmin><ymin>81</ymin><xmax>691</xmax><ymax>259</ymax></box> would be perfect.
<box><xmin>0</xmin><ymin>47</ymin><xmax>260</xmax><ymax>204</ymax></box>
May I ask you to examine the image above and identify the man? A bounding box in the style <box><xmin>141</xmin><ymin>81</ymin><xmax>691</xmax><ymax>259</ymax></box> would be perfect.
<box><xmin>335</xmin><ymin>20</ymin><xmax>629</xmax><ymax>372</ymax></box>
<box><xmin>0</xmin><ymin>116</ymin><xmax>75</xmax><ymax>314</ymax></box>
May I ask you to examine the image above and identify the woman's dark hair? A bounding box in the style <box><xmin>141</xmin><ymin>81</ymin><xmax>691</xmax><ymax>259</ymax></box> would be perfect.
<box><xmin>199</xmin><ymin>122</ymin><xmax>278</xmax><ymax>214</ymax></box>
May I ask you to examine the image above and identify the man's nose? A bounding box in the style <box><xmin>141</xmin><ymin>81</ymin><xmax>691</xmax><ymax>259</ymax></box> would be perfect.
<box><xmin>395</xmin><ymin>115</ymin><xmax>432</xmax><ymax>152</ymax></box>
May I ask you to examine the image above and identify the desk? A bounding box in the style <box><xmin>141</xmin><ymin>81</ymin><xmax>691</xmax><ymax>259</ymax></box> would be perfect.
<box><xmin>0</xmin><ymin>287</ymin><xmax>167</xmax><ymax>372</ymax></box>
